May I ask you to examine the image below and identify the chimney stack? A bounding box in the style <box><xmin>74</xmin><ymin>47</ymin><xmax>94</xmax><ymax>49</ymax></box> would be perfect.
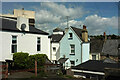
<box><xmin>104</xmin><ymin>32</ymin><xmax>107</xmax><ymax>42</ymax></box>
<box><xmin>83</xmin><ymin>25</ymin><xmax>86</xmax><ymax>30</ymax></box>
<box><xmin>82</xmin><ymin>25</ymin><xmax>88</xmax><ymax>42</ymax></box>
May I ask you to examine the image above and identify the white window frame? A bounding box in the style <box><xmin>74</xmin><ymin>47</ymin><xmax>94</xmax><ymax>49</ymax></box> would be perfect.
<box><xmin>70</xmin><ymin>44</ymin><xmax>75</xmax><ymax>55</ymax></box>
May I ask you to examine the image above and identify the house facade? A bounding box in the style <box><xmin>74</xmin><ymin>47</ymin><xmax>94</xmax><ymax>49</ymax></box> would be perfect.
<box><xmin>49</xmin><ymin>28</ymin><xmax>64</xmax><ymax>62</ymax></box>
<box><xmin>89</xmin><ymin>39</ymin><xmax>104</xmax><ymax>60</ymax></box>
<box><xmin>101</xmin><ymin>39</ymin><xmax>119</xmax><ymax>61</ymax></box>
<box><xmin>90</xmin><ymin>37</ymin><xmax>119</xmax><ymax>61</ymax></box>
<box><xmin>0</xmin><ymin>9</ymin><xmax>50</xmax><ymax>62</ymax></box>
<box><xmin>59</xmin><ymin>26</ymin><xmax>90</xmax><ymax>66</ymax></box>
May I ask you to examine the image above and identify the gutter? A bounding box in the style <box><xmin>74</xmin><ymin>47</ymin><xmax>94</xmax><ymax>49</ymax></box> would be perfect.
<box><xmin>71</xmin><ymin>69</ymin><xmax>105</xmax><ymax>75</ymax></box>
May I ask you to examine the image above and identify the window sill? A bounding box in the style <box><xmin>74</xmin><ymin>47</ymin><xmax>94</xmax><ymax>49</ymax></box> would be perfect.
<box><xmin>70</xmin><ymin>54</ymin><xmax>75</xmax><ymax>55</ymax></box>
<box><xmin>68</xmin><ymin>38</ymin><xmax>73</xmax><ymax>40</ymax></box>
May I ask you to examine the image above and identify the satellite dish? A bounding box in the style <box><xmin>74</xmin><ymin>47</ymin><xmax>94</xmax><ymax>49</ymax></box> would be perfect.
<box><xmin>21</xmin><ymin>24</ymin><xmax>26</xmax><ymax>31</ymax></box>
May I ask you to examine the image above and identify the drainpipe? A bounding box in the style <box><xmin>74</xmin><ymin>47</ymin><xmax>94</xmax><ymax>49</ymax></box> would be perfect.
<box><xmin>50</xmin><ymin>40</ymin><xmax>52</xmax><ymax>61</ymax></box>
<box><xmin>81</xmin><ymin>42</ymin><xmax>83</xmax><ymax>63</ymax></box>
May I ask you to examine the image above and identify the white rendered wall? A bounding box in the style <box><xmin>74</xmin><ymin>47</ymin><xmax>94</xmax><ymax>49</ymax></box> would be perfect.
<box><xmin>0</xmin><ymin>31</ymin><xmax>50</xmax><ymax>62</ymax></box>
<box><xmin>0</xmin><ymin>31</ymin><xmax>2</xmax><ymax>61</ymax></box>
<box><xmin>82</xmin><ymin>43</ymin><xmax>90</xmax><ymax>63</ymax></box>
<box><xmin>51</xmin><ymin>43</ymin><xmax>60</xmax><ymax>61</ymax></box>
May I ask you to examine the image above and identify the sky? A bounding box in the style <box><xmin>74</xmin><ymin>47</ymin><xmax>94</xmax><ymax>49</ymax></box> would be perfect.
<box><xmin>2</xmin><ymin>2</ymin><xmax>119</xmax><ymax>35</ymax></box>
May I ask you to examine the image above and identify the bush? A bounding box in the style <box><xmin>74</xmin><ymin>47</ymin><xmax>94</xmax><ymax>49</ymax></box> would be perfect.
<box><xmin>28</xmin><ymin>54</ymin><xmax>47</xmax><ymax>68</ymax></box>
<box><xmin>13</xmin><ymin>52</ymin><xmax>29</xmax><ymax>69</ymax></box>
<box><xmin>13</xmin><ymin>52</ymin><xmax>47</xmax><ymax>69</ymax></box>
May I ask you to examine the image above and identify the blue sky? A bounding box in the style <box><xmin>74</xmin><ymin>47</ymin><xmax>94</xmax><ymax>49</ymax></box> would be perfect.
<box><xmin>2</xmin><ymin>2</ymin><xmax>119</xmax><ymax>35</ymax></box>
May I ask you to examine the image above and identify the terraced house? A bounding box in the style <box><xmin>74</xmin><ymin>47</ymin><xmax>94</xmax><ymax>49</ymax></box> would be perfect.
<box><xmin>0</xmin><ymin>9</ymin><xmax>50</xmax><ymax>62</ymax></box>
<box><xmin>59</xmin><ymin>25</ymin><xmax>90</xmax><ymax>66</ymax></box>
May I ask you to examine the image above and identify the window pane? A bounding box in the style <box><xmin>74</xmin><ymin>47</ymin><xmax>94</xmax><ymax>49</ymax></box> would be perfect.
<box><xmin>37</xmin><ymin>37</ymin><xmax>40</xmax><ymax>43</ymax></box>
<box><xmin>70</xmin><ymin>61</ymin><xmax>75</xmax><ymax>66</ymax></box>
<box><xmin>37</xmin><ymin>44</ymin><xmax>40</xmax><ymax>51</ymax></box>
<box><xmin>92</xmin><ymin>55</ymin><xmax>96</xmax><ymax>60</ymax></box>
<box><xmin>12</xmin><ymin>45</ymin><xmax>17</xmax><ymax>53</ymax></box>
<box><xmin>70</xmin><ymin>45</ymin><xmax>75</xmax><ymax>54</ymax></box>
<box><xmin>37</xmin><ymin>37</ymin><xmax>41</xmax><ymax>51</ymax></box>
<box><xmin>69</xmin><ymin>33</ymin><xmax>72</xmax><ymax>37</ymax></box>
<box><xmin>12</xmin><ymin>36</ymin><xmax>17</xmax><ymax>43</ymax></box>
<box><xmin>53</xmin><ymin>47</ymin><xmax>56</xmax><ymax>52</ymax></box>
<box><xmin>68</xmin><ymin>33</ymin><xmax>73</xmax><ymax>39</ymax></box>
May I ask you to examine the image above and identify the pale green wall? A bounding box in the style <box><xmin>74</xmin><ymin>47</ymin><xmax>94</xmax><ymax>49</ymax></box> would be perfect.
<box><xmin>60</xmin><ymin>28</ymin><xmax>90</xmax><ymax>66</ymax></box>
<box><xmin>60</xmin><ymin>28</ymin><xmax>83</xmax><ymax>66</ymax></box>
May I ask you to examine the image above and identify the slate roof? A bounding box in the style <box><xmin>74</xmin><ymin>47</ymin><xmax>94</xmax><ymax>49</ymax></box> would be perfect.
<box><xmin>90</xmin><ymin>39</ymin><xmax>104</xmax><ymax>53</ymax></box>
<box><xmin>71</xmin><ymin>26</ymin><xmax>83</xmax><ymax>41</ymax></box>
<box><xmin>0</xmin><ymin>17</ymin><xmax>49</xmax><ymax>35</ymax></box>
<box><xmin>102</xmin><ymin>40</ymin><xmax>119</xmax><ymax>56</ymax></box>
<box><xmin>49</xmin><ymin>34</ymin><xmax>64</xmax><ymax>43</ymax></box>
<box><xmin>72</xmin><ymin>60</ymin><xmax>120</xmax><ymax>72</ymax></box>
<box><xmin>58</xmin><ymin>58</ymin><xmax>69</xmax><ymax>64</ymax></box>
<box><xmin>53</xmin><ymin>27</ymin><xmax>64</xmax><ymax>32</ymax></box>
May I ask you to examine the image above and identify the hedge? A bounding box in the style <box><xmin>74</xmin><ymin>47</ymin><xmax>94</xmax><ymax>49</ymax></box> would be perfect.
<box><xmin>13</xmin><ymin>52</ymin><xmax>47</xmax><ymax>69</ymax></box>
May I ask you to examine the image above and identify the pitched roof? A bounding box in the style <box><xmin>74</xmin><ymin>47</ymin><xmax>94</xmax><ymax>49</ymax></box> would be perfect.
<box><xmin>103</xmin><ymin>58</ymin><xmax>117</xmax><ymax>63</ymax></box>
<box><xmin>72</xmin><ymin>60</ymin><xmax>120</xmax><ymax>72</ymax></box>
<box><xmin>70</xmin><ymin>26</ymin><xmax>83</xmax><ymax>40</ymax></box>
<box><xmin>53</xmin><ymin>27</ymin><xmax>64</xmax><ymax>32</ymax></box>
<box><xmin>49</xmin><ymin>34</ymin><xmax>64</xmax><ymax>43</ymax></box>
<box><xmin>102</xmin><ymin>40</ymin><xmax>119</xmax><ymax>56</ymax></box>
<box><xmin>90</xmin><ymin>39</ymin><xmax>104</xmax><ymax>53</ymax></box>
<box><xmin>0</xmin><ymin>17</ymin><xmax>49</xmax><ymax>35</ymax></box>
<box><xmin>58</xmin><ymin>58</ymin><xmax>69</xmax><ymax>64</ymax></box>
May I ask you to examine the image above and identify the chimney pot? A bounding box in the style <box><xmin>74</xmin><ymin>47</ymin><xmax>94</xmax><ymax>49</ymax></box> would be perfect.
<box><xmin>83</xmin><ymin>25</ymin><xmax>86</xmax><ymax>30</ymax></box>
<box><xmin>104</xmin><ymin>32</ymin><xmax>106</xmax><ymax>36</ymax></box>
<box><xmin>22</xmin><ymin>8</ymin><xmax>24</xmax><ymax>10</ymax></box>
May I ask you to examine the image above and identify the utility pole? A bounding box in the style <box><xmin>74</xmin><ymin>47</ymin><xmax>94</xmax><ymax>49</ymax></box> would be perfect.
<box><xmin>66</xmin><ymin>16</ymin><xmax>70</xmax><ymax>28</ymax></box>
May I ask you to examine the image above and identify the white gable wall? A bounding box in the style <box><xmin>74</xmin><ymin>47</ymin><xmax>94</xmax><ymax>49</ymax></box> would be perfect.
<box><xmin>51</xmin><ymin>43</ymin><xmax>60</xmax><ymax>61</ymax></box>
<box><xmin>0</xmin><ymin>31</ymin><xmax>50</xmax><ymax>62</ymax></box>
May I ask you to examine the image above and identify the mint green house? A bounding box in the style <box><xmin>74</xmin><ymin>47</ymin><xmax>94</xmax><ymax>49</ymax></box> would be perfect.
<box><xmin>58</xmin><ymin>26</ymin><xmax>90</xmax><ymax>66</ymax></box>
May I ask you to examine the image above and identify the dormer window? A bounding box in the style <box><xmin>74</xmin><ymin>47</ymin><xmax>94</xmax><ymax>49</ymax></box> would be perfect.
<box><xmin>68</xmin><ymin>33</ymin><xmax>73</xmax><ymax>39</ymax></box>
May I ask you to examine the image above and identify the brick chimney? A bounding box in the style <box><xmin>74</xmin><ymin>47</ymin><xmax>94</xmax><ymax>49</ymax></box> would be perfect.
<box><xmin>83</xmin><ymin>25</ymin><xmax>86</xmax><ymax>30</ymax></box>
<box><xmin>104</xmin><ymin>32</ymin><xmax>107</xmax><ymax>42</ymax></box>
<box><xmin>82</xmin><ymin>25</ymin><xmax>88</xmax><ymax>42</ymax></box>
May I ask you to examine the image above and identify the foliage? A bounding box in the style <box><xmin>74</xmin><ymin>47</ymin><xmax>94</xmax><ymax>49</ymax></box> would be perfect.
<box><xmin>28</xmin><ymin>54</ymin><xmax>47</xmax><ymax>68</ymax></box>
<box><xmin>13</xmin><ymin>52</ymin><xmax>29</xmax><ymax>69</ymax></box>
<box><xmin>64</xmin><ymin>75</ymin><xmax>75</xmax><ymax>79</ymax></box>
<box><xmin>56</xmin><ymin>70</ymin><xmax>63</xmax><ymax>77</ymax></box>
<box><xmin>90</xmin><ymin>34</ymin><xmax>120</xmax><ymax>39</ymax></box>
<box><xmin>13</xmin><ymin>52</ymin><xmax>47</xmax><ymax>69</ymax></box>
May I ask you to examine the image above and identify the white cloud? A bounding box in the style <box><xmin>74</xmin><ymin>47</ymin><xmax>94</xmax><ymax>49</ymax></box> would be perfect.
<box><xmin>60</xmin><ymin>20</ymin><xmax>83</xmax><ymax>28</ymax></box>
<box><xmin>83</xmin><ymin>14</ymin><xmax>118</xmax><ymax>35</ymax></box>
<box><xmin>35</xmin><ymin>2</ymin><xmax>86</xmax><ymax>34</ymax></box>
<box><xmin>34</xmin><ymin>2</ymin><xmax>118</xmax><ymax>35</ymax></box>
<box><xmin>60</xmin><ymin>14</ymin><xmax>118</xmax><ymax>35</ymax></box>
<box><xmin>36</xmin><ymin>10</ymin><xmax>61</xmax><ymax>24</ymax></box>
<box><xmin>41</xmin><ymin>2</ymin><xmax>85</xmax><ymax>19</ymax></box>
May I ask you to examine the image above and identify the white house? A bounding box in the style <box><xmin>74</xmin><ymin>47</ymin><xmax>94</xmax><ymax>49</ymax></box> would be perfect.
<box><xmin>58</xmin><ymin>58</ymin><xmax>71</xmax><ymax>70</ymax></box>
<box><xmin>48</xmin><ymin>28</ymin><xmax>64</xmax><ymax>63</ymax></box>
<box><xmin>0</xmin><ymin>9</ymin><xmax>50</xmax><ymax>62</ymax></box>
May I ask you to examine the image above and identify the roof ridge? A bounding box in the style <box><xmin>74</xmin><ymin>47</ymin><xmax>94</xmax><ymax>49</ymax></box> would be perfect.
<box><xmin>0</xmin><ymin>16</ymin><xmax>17</xmax><ymax>22</ymax></box>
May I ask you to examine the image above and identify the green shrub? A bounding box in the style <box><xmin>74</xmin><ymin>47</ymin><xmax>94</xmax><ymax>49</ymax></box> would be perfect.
<box><xmin>13</xmin><ymin>52</ymin><xmax>29</xmax><ymax>69</ymax></box>
<box><xmin>13</xmin><ymin>52</ymin><xmax>47</xmax><ymax>69</ymax></box>
<box><xmin>28</xmin><ymin>54</ymin><xmax>47</xmax><ymax>68</ymax></box>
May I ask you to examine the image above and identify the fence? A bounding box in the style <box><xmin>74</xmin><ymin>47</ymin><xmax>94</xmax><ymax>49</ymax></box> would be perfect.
<box><xmin>0</xmin><ymin>63</ymin><xmax>8</xmax><ymax>79</ymax></box>
<box><xmin>0</xmin><ymin>61</ymin><xmax>60</xmax><ymax>79</ymax></box>
<box><xmin>0</xmin><ymin>61</ymin><xmax>38</xmax><ymax>79</ymax></box>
